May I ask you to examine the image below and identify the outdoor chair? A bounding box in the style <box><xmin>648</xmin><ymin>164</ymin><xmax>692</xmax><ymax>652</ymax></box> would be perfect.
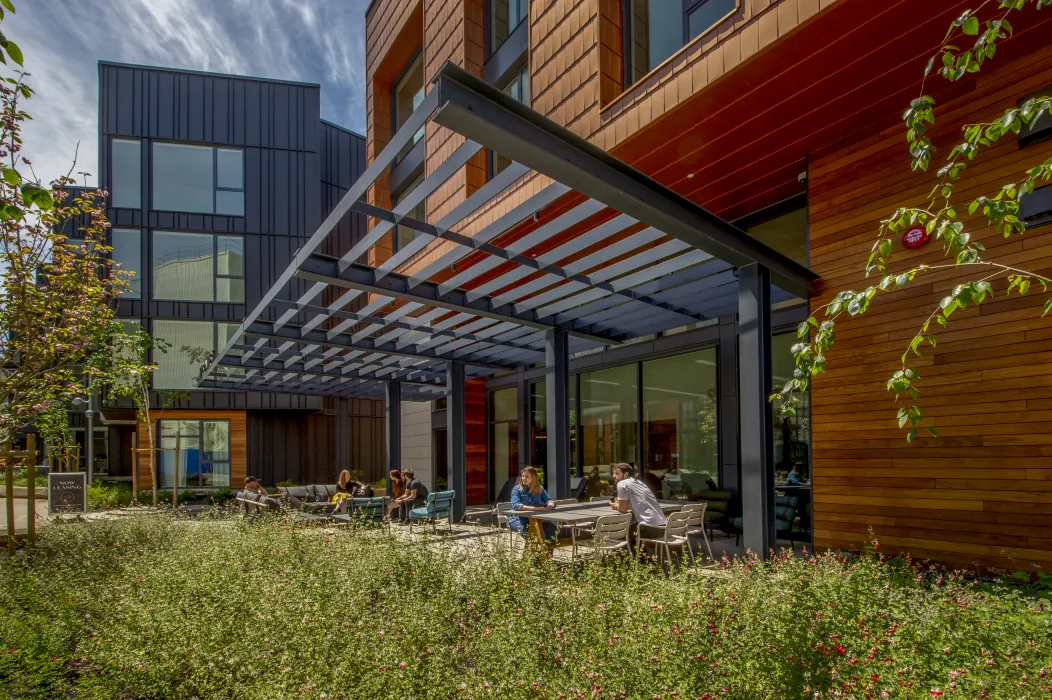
<box><xmin>589</xmin><ymin>496</ymin><xmax>610</xmax><ymax>503</ymax></box>
<box><xmin>494</xmin><ymin>502</ymin><xmax>515</xmax><ymax>547</ymax></box>
<box><xmin>553</xmin><ymin>498</ymin><xmax>581</xmax><ymax>539</ymax></box>
<box><xmin>679</xmin><ymin>502</ymin><xmax>714</xmax><ymax>561</ymax></box>
<box><xmin>408</xmin><ymin>490</ymin><xmax>455</xmax><ymax>535</ymax></box>
<box><xmin>639</xmin><ymin>511</ymin><xmax>695</xmax><ymax>570</ymax></box>
<box><xmin>236</xmin><ymin>491</ymin><xmax>281</xmax><ymax>517</ymax></box>
<box><xmin>572</xmin><ymin>512</ymin><xmax>632</xmax><ymax>563</ymax></box>
<box><xmin>332</xmin><ymin>496</ymin><xmax>389</xmax><ymax>531</ymax></box>
<box><xmin>569</xmin><ymin>477</ymin><xmax>588</xmax><ymax>501</ymax></box>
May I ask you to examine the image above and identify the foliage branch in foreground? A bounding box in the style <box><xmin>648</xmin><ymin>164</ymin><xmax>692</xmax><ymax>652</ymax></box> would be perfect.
<box><xmin>773</xmin><ymin>0</ymin><xmax>1052</xmax><ymax>441</ymax></box>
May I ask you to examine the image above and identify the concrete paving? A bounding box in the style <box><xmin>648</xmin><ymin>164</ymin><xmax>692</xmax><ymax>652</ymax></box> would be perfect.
<box><xmin>0</xmin><ymin>498</ymin><xmax>49</xmax><ymax>536</ymax></box>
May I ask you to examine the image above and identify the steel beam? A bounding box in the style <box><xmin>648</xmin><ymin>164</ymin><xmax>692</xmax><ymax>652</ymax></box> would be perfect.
<box><xmin>217</xmin><ymin>354</ymin><xmax>445</xmax><ymax>387</ymax></box>
<box><xmin>430</xmin><ymin>63</ymin><xmax>817</xmax><ymax>299</ymax></box>
<box><xmin>545</xmin><ymin>328</ymin><xmax>571</xmax><ymax>500</ymax></box>
<box><xmin>386</xmin><ymin>381</ymin><xmax>402</xmax><ymax>498</ymax></box>
<box><xmin>738</xmin><ymin>263</ymin><xmax>776</xmax><ymax>558</ymax></box>
<box><xmin>447</xmin><ymin>360</ymin><xmax>467</xmax><ymax>523</ymax></box>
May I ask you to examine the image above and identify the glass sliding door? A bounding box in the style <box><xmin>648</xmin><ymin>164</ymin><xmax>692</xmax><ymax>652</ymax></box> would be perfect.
<box><xmin>580</xmin><ymin>364</ymin><xmax>637</xmax><ymax>497</ymax></box>
<box><xmin>642</xmin><ymin>348</ymin><xmax>719</xmax><ymax>501</ymax></box>
<box><xmin>489</xmin><ymin>387</ymin><xmax>519</xmax><ymax>499</ymax></box>
<box><xmin>528</xmin><ymin>381</ymin><xmax>546</xmax><ymax>484</ymax></box>
<box><xmin>772</xmin><ymin>332</ymin><xmax>812</xmax><ymax>546</ymax></box>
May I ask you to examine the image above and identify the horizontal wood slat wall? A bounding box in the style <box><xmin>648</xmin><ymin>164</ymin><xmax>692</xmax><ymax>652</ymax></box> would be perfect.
<box><xmin>135</xmin><ymin>410</ymin><xmax>248</xmax><ymax>490</ymax></box>
<box><xmin>808</xmin><ymin>44</ymin><xmax>1052</xmax><ymax>572</ymax></box>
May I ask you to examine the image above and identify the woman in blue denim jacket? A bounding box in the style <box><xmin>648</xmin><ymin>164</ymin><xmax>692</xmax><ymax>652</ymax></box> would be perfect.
<box><xmin>509</xmin><ymin>466</ymin><xmax>557</xmax><ymax>541</ymax></box>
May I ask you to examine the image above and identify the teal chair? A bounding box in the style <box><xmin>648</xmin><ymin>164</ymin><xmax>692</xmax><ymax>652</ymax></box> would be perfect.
<box><xmin>334</xmin><ymin>496</ymin><xmax>389</xmax><ymax>531</ymax></box>
<box><xmin>408</xmin><ymin>491</ymin><xmax>455</xmax><ymax>534</ymax></box>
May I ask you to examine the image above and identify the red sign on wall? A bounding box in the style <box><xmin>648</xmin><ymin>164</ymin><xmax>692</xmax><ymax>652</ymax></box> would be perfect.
<box><xmin>902</xmin><ymin>227</ymin><xmax>931</xmax><ymax>249</ymax></box>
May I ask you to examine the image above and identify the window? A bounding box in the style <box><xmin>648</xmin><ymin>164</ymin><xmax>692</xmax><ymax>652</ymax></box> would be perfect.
<box><xmin>111</xmin><ymin>228</ymin><xmax>142</xmax><ymax>298</ymax></box>
<box><xmin>157</xmin><ymin>419</ymin><xmax>231</xmax><ymax>488</ymax></box>
<box><xmin>490</xmin><ymin>386</ymin><xmax>519</xmax><ymax>498</ymax></box>
<box><xmin>625</xmin><ymin>0</ymin><xmax>736</xmax><ymax>86</ymax></box>
<box><xmin>393</xmin><ymin>175</ymin><xmax>425</xmax><ymax>253</ymax></box>
<box><xmin>152</xmin><ymin>142</ymin><xmax>244</xmax><ymax>215</ymax></box>
<box><xmin>771</xmin><ymin>332</ymin><xmax>812</xmax><ymax>546</ymax></box>
<box><xmin>528</xmin><ymin>381</ymin><xmax>546</xmax><ymax>479</ymax></box>
<box><xmin>642</xmin><ymin>348</ymin><xmax>719</xmax><ymax>499</ymax></box>
<box><xmin>393</xmin><ymin>53</ymin><xmax>425</xmax><ymax>164</ymax></box>
<box><xmin>152</xmin><ymin>320</ymin><xmax>241</xmax><ymax>390</ymax></box>
<box><xmin>1018</xmin><ymin>86</ymin><xmax>1052</xmax><ymax>149</ymax></box>
<box><xmin>580</xmin><ymin>364</ymin><xmax>637</xmax><ymax>496</ymax></box>
<box><xmin>490</xmin><ymin>66</ymin><xmax>530</xmax><ymax>177</ymax></box>
<box><xmin>1021</xmin><ymin>184</ymin><xmax>1052</xmax><ymax>229</ymax></box>
<box><xmin>111</xmin><ymin>138</ymin><xmax>141</xmax><ymax>209</ymax></box>
<box><xmin>743</xmin><ymin>205</ymin><xmax>809</xmax><ymax>267</ymax></box>
<box><xmin>152</xmin><ymin>231</ymin><xmax>244</xmax><ymax>302</ymax></box>
<box><xmin>490</xmin><ymin>0</ymin><xmax>528</xmax><ymax>55</ymax></box>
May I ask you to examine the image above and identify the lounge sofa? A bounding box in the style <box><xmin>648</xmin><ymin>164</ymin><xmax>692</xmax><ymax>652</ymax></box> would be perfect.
<box><xmin>730</xmin><ymin>494</ymin><xmax>800</xmax><ymax>547</ymax></box>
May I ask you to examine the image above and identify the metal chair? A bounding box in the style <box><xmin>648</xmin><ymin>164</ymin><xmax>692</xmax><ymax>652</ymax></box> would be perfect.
<box><xmin>408</xmin><ymin>491</ymin><xmax>455</xmax><ymax>535</ymax></box>
<box><xmin>589</xmin><ymin>496</ymin><xmax>611</xmax><ymax>503</ymax></box>
<box><xmin>572</xmin><ymin>512</ymin><xmax>632</xmax><ymax>562</ymax></box>
<box><xmin>494</xmin><ymin>501</ymin><xmax>516</xmax><ymax>548</ymax></box>
<box><xmin>679</xmin><ymin>502</ymin><xmax>714</xmax><ymax>561</ymax></box>
<box><xmin>638</xmin><ymin>511</ymin><xmax>695</xmax><ymax>570</ymax></box>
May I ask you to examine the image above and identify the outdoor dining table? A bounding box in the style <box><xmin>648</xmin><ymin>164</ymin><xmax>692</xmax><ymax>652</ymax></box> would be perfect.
<box><xmin>509</xmin><ymin>499</ymin><xmax>686</xmax><ymax>551</ymax></box>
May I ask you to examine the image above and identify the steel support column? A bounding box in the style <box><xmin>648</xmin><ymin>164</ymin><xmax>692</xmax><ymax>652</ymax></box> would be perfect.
<box><xmin>545</xmin><ymin>329</ymin><xmax>571</xmax><ymax>499</ymax></box>
<box><xmin>738</xmin><ymin>263</ymin><xmax>776</xmax><ymax>558</ymax></box>
<box><xmin>447</xmin><ymin>361</ymin><xmax>467</xmax><ymax>523</ymax></box>
<box><xmin>336</xmin><ymin>398</ymin><xmax>350</xmax><ymax>476</ymax></box>
<box><xmin>385</xmin><ymin>382</ymin><xmax>401</xmax><ymax>496</ymax></box>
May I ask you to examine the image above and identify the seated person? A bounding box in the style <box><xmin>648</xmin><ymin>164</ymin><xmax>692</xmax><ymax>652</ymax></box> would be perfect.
<box><xmin>353</xmin><ymin>481</ymin><xmax>374</xmax><ymax>498</ymax></box>
<box><xmin>610</xmin><ymin>463</ymin><xmax>666</xmax><ymax>540</ymax></box>
<box><xmin>242</xmin><ymin>476</ymin><xmax>281</xmax><ymax>509</ymax></box>
<box><xmin>786</xmin><ymin>464</ymin><xmax>808</xmax><ymax>486</ymax></box>
<box><xmin>392</xmin><ymin>469</ymin><xmax>429</xmax><ymax>523</ymax></box>
<box><xmin>509</xmin><ymin>466</ymin><xmax>557</xmax><ymax>542</ymax></box>
<box><xmin>387</xmin><ymin>470</ymin><xmax>405</xmax><ymax>518</ymax></box>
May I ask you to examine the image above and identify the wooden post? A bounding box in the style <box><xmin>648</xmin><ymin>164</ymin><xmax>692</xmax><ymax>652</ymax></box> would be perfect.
<box><xmin>131</xmin><ymin>432</ymin><xmax>139</xmax><ymax>506</ymax></box>
<box><xmin>25</xmin><ymin>435</ymin><xmax>36</xmax><ymax>544</ymax></box>
<box><xmin>4</xmin><ymin>443</ymin><xmax>13</xmax><ymax>558</ymax></box>
<box><xmin>172</xmin><ymin>434</ymin><xmax>180</xmax><ymax>509</ymax></box>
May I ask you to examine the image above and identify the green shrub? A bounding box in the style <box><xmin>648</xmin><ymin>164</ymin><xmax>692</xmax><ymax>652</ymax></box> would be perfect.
<box><xmin>0</xmin><ymin>518</ymin><xmax>1049</xmax><ymax>699</ymax></box>
<box><xmin>274</xmin><ymin>480</ymin><xmax>295</xmax><ymax>488</ymax></box>
<box><xmin>85</xmin><ymin>482</ymin><xmax>132</xmax><ymax>510</ymax></box>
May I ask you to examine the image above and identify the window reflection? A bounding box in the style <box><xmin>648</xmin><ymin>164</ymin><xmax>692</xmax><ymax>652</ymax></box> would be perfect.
<box><xmin>393</xmin><ymin>53</ymin><xmax>425</xmax><ymax>164</ymax></box>
<box><xmin>490</xmin><ymin>387</ymin><xmax>519</xmax><ymax>497</ymax></box>
<box><xmin>490</xmin><ymin>0</ymin><xmax>528</xmax><ymax>55</ymax></box>
<box><xmin>111</xmin><ymin>138</ymin><xmax>141</xmax><ymax>209</ymax></box>
<box><xmin>158</xmin><ymin>419</ymin><xmax>230</xmax><ymax>488</ymax></box>
<box><xmin>528</xmin><ymin>381</ymin><xmax>546</xmax><ymax>482</ymax></box>
<box><xmin>643</xmin><ymin>348</ymin><xmax>719</xmax><ymax>500</ymax></box>
<box><xmin>152</xmin><ymin>142</ymin><xmax>244</xmax><ymax>215</ymax></box>
<box><xmin>152</xmin><ymin>231</ymin><xmax>245</xmax><ymax>302</ymax></box>
<box><xmin>580</xmin><ymin>364</ymin><xmax>637</xmax><ymax>498</ymax></box>
<box><xmin>393</xmin><ymin>174</ymin><xmax>425</xmax><ymax>253</ymax></box>
<box><xmin>772</xmin><ymin>332</ymin><xmax>812</xmax><ymax>546</ymax></box>
<box><xmin>111</xmin><ymin>228</ymin><xmax>141</xmax><ymax>298</ymax></box>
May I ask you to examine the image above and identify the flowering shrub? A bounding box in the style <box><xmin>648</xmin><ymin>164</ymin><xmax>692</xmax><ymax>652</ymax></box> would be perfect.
<box><xmin>1</xmin><ymin>516</ymin><xmax>1049</xmax><ymax>699</ymax></box>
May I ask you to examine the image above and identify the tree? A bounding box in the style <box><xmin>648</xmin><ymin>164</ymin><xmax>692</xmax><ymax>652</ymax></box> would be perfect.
<box><xmin>774</xmin><ymin>0</ymin><xmax>1052</xmax><ymax>441</ymax></box>
<box><xmin>0</xmin><ymin>1</ymin><xmax>151</xmax><ymax>447</ymax></box>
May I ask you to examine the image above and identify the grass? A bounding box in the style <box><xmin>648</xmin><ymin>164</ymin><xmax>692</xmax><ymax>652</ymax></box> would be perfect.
<box><xmin>1</xmin><ymin>515</ymin><xmax>1050</xmax><ymax>699</ymax></box>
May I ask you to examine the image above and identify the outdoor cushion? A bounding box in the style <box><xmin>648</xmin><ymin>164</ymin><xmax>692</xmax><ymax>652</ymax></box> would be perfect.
<box><xmin>280</xmin><ymin>486</ymin><xmax>310</xmax><ymax>501</ymax></box>
<box><xmin>314</xmin><ymin>484</ymin><xmax>338</xmax><ymax>500</ymax></box>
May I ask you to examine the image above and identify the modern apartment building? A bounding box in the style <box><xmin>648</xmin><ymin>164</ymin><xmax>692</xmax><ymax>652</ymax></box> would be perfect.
<box><xmin>356</xmin><ymin>0</ymin><xmax>1052</xmax><ymax>571</ymax></box>
<box><xmin>85</xmin><ymin>62</ymin><xmax>388</xmax><ymax>489</ymax></box>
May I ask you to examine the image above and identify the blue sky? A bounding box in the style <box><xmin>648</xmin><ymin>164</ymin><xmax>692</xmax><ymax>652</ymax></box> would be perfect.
<box><xmin>6</xmin><ymin>0</ymin><xmax>370</xmax><ymax>186</ymax></box>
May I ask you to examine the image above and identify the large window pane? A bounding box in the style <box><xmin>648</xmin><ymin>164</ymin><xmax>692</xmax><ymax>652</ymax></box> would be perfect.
<box><xmin>490</xmin><ymin>0</ymin><xmax>528</xmax><ymax>54</ymax></box>
<box><xmin>152</xmin><ymin>320</ymin><xmax>213</xmax><ymax>390</ymax></box>
<box><xmin>772</xmin><ymin>332</ymin><xmax>812</xmax><ymax>544</ymax></box>
<box><xmin>746</xmin><ymin>207</ymin><xmax>809</xmax><ymax>267</ymax></box>
<box><xmin>688</xmin><ymin>0</ymin><xmax>736</xmax><ymax>40</ymax></box>
<box><xmin>393</xmin><ymin>175</ymin><xmax>424</xmax><ymax>252</ymax></box>
<box><xmin>216</xmin><ymin>236</ymin><xmax>244</xmax><ymax>276</ymax></box>
<box><xmin>643</xmin><ymin>348</ymin><xmax>719</xmax><ymax>501</ymax></box>
<box><xmin>528</xmin><ymin>381</ymin><xmax>546</xmax><ymax>476</ymax></box>
<box><xmin>158</xmin><ymin>419</ymin><xmax>201</xmax><ymax>488</ymax></box>
<box><xmin>216</xmin><ymin>278</ymin><xmax>245</xmax><ymax>303</ymax></box>
<box><xmin>111</xmin><ymin>228</ymin><xmax>141</xmax><ymax>298</ymax></box>
<box><xmin>153</xmin><ymin>142</ymin><xmax>214</xmax><ymax>213</ymax></box>
<box><xmin>215</xmin><ymin>189</ymin><xmax>245</xmax><ymax>217</ymax></box>
<box><xmin>202</xmin><ymin>421</ymin><xmax>231</xmax><ymax>487</ymax></box>
<box><xmin>580</xmin><ymin>364</ymin><xmax>637</xmax><ymax>497</ymax></box>
<box><xmin>628</xmin><ymin>0</ymin><xmax>685</xmax><ymax>84</ymax></box>
<box><xmin>111</xmin><ymin>138</ymin><xmax>141</xmax><ymax>209</ymax></box>
<box><xmin>393</xmin><ymin>54</ymin><xmax>425</xmax><ymax>164</ymax></box>
<box><xmin>153</xmin><ymin>231</ymin><xmax>215</xmax><ymax>301</ymax></box>
<box><xmin>216</xmin><ymin>149</ymin><xmax>243</xmax><ymax>189</ymax></box>
<box><xmin>490</xmin><ymin>387</ymin><xmax>519</xmax><ymax>497</ymax></box>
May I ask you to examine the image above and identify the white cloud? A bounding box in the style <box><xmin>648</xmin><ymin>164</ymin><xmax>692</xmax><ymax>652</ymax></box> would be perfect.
<box><xmin>4</xmin><ymin>0</ymin><xmax>367</xmax><ymax>186</ymax></box>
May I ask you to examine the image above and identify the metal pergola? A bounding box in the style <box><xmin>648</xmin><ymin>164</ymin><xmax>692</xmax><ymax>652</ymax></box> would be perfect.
<box><xmin>198</xmin><ymin>63</ymin><xmax>818</xmax><ymax>555</ymax></box>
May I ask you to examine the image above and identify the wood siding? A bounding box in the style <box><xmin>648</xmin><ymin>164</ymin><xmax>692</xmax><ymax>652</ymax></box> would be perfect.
<box><xmin>466</xmin><ymin>378</ymin><xmax>487</xmax><ymax>505</ymax></box>
<box><xmin>808</xmin><ymin>45</ymin><xmax>1052</xmax><ymax>572</ymax></box>
<box><xmin>135</xmin><ymin>410</ymin><xmax>248</xmax><ymax>490</ymax></box>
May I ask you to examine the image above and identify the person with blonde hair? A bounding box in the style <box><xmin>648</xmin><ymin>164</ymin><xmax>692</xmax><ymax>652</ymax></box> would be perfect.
<box><xmin>509</xmin><ymin>466</ymin><xmax>557</xmax><ymax>542</ymax></box>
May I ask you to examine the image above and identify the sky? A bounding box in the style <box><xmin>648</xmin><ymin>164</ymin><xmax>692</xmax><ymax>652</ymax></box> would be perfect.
<box><xmin>5</xmin><ymin>0</ymin><xmax>370</xmax><ymax>187</ymax></box>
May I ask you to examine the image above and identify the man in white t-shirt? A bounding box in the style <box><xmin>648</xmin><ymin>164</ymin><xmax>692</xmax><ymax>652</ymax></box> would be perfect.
<box><xmin>610</xmin><ymin>463</ymin><xmax>666</xmax><ymax>538</ymax></box>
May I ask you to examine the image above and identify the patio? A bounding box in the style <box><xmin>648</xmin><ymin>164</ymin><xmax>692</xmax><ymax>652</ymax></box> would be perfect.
<box><xmin>198</xmin><ymin>62</ymin><xmax>818</xmax><ymax>559</ymax></box>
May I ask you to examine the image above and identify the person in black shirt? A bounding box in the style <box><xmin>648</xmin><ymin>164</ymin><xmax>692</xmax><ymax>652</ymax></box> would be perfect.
<box><xmin>392</xmin><ymin>469</ymin><xmax>429</xmax><ymax>523</ymax></box>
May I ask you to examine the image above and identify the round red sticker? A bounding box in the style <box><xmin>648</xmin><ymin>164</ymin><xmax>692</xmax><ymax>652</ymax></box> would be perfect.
<box><xmin>902</xmin><ymin>227</ymin><xmax>930</xmax><ymax>249</ymax></box>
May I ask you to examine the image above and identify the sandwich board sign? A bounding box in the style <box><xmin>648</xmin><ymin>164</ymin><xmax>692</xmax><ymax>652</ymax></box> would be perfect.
<box><xmin>48</xmin><ymin>472</ymin><xmax>87</xmax><ymax>514</ymax></box>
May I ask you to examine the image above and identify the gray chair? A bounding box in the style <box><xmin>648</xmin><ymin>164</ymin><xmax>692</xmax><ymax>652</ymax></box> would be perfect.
<box><xmin>494</xmin><ymin>502</ymin><xmax>516</xmax><ymax>548</ymax></box>
<box><xmin>680</xmin><ymin>502</ymin><xmax>714</xmax><ymax>561</ymax></box>
<box><xmin>639</xmin><ymin>511</ymin><xmax>695</xmax><ymax>569</ymax></box>
<box><xmin>572</xmin><ymin>513</ymin><xmax>632</xmax><ymax>562</ymax></box>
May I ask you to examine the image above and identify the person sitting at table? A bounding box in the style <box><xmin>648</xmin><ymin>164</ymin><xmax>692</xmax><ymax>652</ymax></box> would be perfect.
<box><xmin>610</xmin><ymin>463</ymin><xmax>666</xmax><ymax>540</ymax></box>
<box><xmin>392</xmin><ymin>469</ymin><xmax>429</xmax><ymax>523</ymax></box>
<box><xmin>386</xmin><ymin>470</ymin><xmax>406</xmax><ymax>517</ymax></box>
<box><xmin>509</xmin><ymin>466</ymin><xmax>557</xmax><ymax>542</ymax></box>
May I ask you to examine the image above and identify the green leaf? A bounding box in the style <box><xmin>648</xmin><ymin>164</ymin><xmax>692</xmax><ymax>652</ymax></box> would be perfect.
<box><xmin>906</xmin><ymin>428</ymin><xmax>917</xmax><ymax>443</ymax></box>
<box><xmin>0</xmin><ymin>0</ymin><xmax>15</xmax><ymax>13</ymax></box>
<box><xmin>1043</xmin><ymin>298</ymin><xmax>1052</xmax><ymax>317</ymax></box>
<box><xmin>1</xmin><ymin>167</ymin><xmax>19</xmax><ymax>186</ymax></box>
<box><xmin>925</xmin><ymin>425</ymin><xmax>938</xmax><ymax>437</ymax></box>
<box><xmin>962</xmin><ymin>16</ymin><xmax>979</xmax><ymax>35</ymax></box>
<box><xmin>3</xmin><ymin>38</ymin><xmax>22</xmax><ymax>66</ymax></box>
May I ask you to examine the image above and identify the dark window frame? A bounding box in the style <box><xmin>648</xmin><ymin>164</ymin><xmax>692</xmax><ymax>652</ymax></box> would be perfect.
<box><xmin>487</xmin><ymin>62</ymin><xmax>531</xmax><ymax>179</ymax></box>
<box><xmin>391</xmin><ymin>49</ymin><xmax>425</xmax><ymax>167</ymax></box>
<box><xmin>110</xmin><ymin>137</ymin><xmax>143</xmax><ymax>210</ymax></box>
<box><xmin>486</xmin><ymin>0</ymin><xmax>529</xmax><ymax>58</ymax></box>
<box><xmin>110</xmin><ymin>227</ymin><xmax>143</xmax><ymax>299</ymax></box>
<box><xmin>150</xmin><ymin>319</ymin><xmax>243</xmax><ymax>391</ymax></box>
<box><xmin>150</xmin><ymin>229</ymin><xmax>245</xmax><ymax>303</ymax></box>
<box><xmin>154</xmin><ymin>417</ymin><xmax>232</xmax><ymax>488</ymax></box>
<box><xmin>622</xmin><ymin>0</ymin><xmax>739</xmax><ymax>90</ymax></box>
<box><xmin>150</xmin><ymin>141</ymin><xmax>245</xmax><ymax>216</ymax></box>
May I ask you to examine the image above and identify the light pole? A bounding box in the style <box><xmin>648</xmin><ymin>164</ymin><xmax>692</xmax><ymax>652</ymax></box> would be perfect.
<box><xmin>71</xmin><ymin>375</ymin><xmax>94</xmax><ymax>484</ymax></box>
